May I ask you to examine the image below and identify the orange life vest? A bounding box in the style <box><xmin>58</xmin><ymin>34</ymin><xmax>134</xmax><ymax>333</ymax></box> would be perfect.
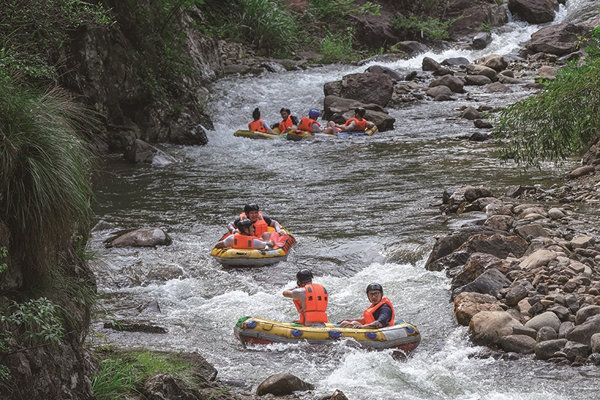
<box><xmin>248</xmin><ymin>119</ymin><xmax>268</xmax><ymax>133</ymax></box>
<box><xmin>298</xmin><ymin>117</ymin><xmax>320</xmax><ymax>132</ymax></box>
<box><xmin>278</xmin><ymin>115</ymin><xmax>294</xmax><ymax>133</ymax></box>
<box><xmin>293</xmin><ymin>283</ymin><xmax>328</xmax><ymax>324</ymax></box>
<box><xmin>363</xmin><ymin>297</ymin><xmax>395</xmax><ymax>326</ymax></box>
<box><xmin>239</xmin><ymin>211</ymin><xmax>269</xmax><ymax>237</ymax></box>
<box><xmin>344</xmin><ymin>117</ymin><xmax>368</xmax><ymax>132</ymax></box>
<box><xmin>232</xmin><ymin>233</ymin><xmax>255</xmax><ymax>249</ymax></box>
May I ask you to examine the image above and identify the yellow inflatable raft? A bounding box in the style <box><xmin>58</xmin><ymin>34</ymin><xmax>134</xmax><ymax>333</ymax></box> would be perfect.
<box><xmin>210</xmin><ymin>228</ymin><xmax>295</xmax><ymax>267</ymax></box>
<box><xmin>233</xmin><ymin>129</ymin><xmax>284</xmax><ymax>140</ymax></box>
<box><xmin>234</xmin><ymin>316</ymin><xmax>420</xmax><ymax>351</ymax></box>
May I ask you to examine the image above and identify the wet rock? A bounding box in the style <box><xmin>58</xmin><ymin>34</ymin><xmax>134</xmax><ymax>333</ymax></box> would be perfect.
<box><xmin>106</xmin><ymin>227</ymin><xmax>172</xmax><ymax>248</ymax></box>
<box><xmin>566</xmin><ymin>314</ymin><xmax>600</xmax><ymax>345</ymax></box>
<box><xmin>469</xmin><ymin>311</ymin><xmax>523</xmax><ymax>346</ymax></box>
<box><xmin>537</xmin><ymin>326</ymin><xmax>558</xmax><ymax>342</ymax></box>
<box><xmin>453</xmin><ymin>268</ymin><xmax>511</xmax><ymax>299</ymax></box>
<box><xmin>499</xmin><ymin>334</ymin><xmax>536</xmax><ymax>354</ymax></box>
<box><xmin>525</xmin><ymin>311</ymin><xmax>562</xmax><ymax>332</ymax></box>
<box><xmin>525</xmin><ymin>23</ymin><xmax>591</xmax><ymax>56</ymax></box>
<box><xmin>574</xmin><ymin>305</ymin><xmax>600</xmax><ymax>325</ymax></box>
<box><xmin>535</xmin><ymin>338</ymin><xmax>568</xmax><ymax>360</ymax></box>
<box><xmin>454</xmin><ymin>292</ymin><xmax>504</xmax><ymax>326</ymax></box>
<box><xmin>256</xmin><ymin>373</ymin><xmax>314</xmax><ymax>396</ymax></box>
<box><xmin>508</xmin><ymin>0</ymin><xmax>559</xmax><ymax>24</ymax></box>
<box><xmin>563</xmin><ymin>341</ymin><xmax>591</xmax><ymax>361</ymax></box>
<box><xmin>473</xmin><ymin>120</ymin><xmax>493</xmax><ymax>129</ymax></box>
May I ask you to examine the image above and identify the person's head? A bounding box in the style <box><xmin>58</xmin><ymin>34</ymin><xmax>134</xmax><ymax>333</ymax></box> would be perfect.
<box><xmin>296</xmin><ymin>269</ymin><xmax>313</xmax><ymax>287</ymax></box>
<box><xmin>355</xmin><ymin>107</ymin><xmax>366</xmax><ymax>118</ymax></box>
<box><xmin>308</xmin><ymin>109</ymin><xmax>320</xmax><ymax>119</ymax></box>
<box><xmin>366</xmin><ymin>283</ymin><xmax>383</xmax><ymax>304</ymax></box>
<box><xmin>243</xmin><ymin>203</ymin><xmax>260</xmax><ymax>221</ymax></box>
<box><xmin>252</xmin><ymin>107</ymin><xmax>261</xmax><ymax>121</ymax></box>
<box><xmin>280</xmin><ymin>108</ymin><xmax>291</xmax><ymax>119</ymax></box>
<box><xmin>236</xmin><ymin>218</ymin><xmax>254</xmax><ymax>235</ymax></box>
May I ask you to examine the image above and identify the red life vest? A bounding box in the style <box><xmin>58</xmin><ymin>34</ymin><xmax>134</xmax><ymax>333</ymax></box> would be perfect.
<box><xmin>248</xmin><ymin>119</ymin><xmax>268</xmax><ymax>133</ymax></box>
<box><xmin>344</xmin><ymin>117</ymin><xmax>368</xmax><ymax>132</ymax></box>
<box><xmin>232</xmin><ymin>233</ymin><xmax>255</xmax><ymax>249</ymax></box>
<box><xmin>298</xmin><ymin>117</ymin><xmax>320</xmax><ymax>132</ymax></box>
<box><xmin>363</xmin><ymin>297</ymin><xmax>395</xmax><ymax>326</ymax></box>
<box><xmin>239</xmin><ymin>211</ymin><xmax>269</xmax><ymax>237</ymax></box>
<box><xmin>278</xmin><ymin>115</ymin><xmax>294</xmax><ymax>133</ymax></box>
<box><xmin>293</xmin><ymin>283</ymin><xmax>328</xmax><ymax>324</ymax></box>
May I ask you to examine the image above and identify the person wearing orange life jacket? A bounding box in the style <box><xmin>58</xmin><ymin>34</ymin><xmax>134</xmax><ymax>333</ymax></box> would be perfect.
<box><xmin>271</xmin><ymin>108</ymin><xmax>298</xmax><ymax>133</ymax></box>
<box><xmin>248</xmin><ymin>107</ymin><xmax>276</xmax><ymax>134</ymax></box>
<box><xmin>323</xmin><ymin>107</ymin><xmax>376</xmax><ymax>135</ymax></box>
<box><xmin>215</xmin><ymin>219</ymin><xmax>274</xmax><ymax>249</ymax></box>
<box><xmin>226</xmin><ymin>203</ymin><xmax>282</xmax><ymax>241</ymax></box>
<box><xmin>297</xmin><ymin>109</ymin><xmax>322</xmax><ymax>132</ymax></box>
<box><xmin>283</xmin><ymin>269</ymin><xmax>328</xmax><ymax>326</ymax></box>
<box><xmin>338</xmin><ymin>283</ymin><xmax>395</xmax><ymax>329</ymax></box>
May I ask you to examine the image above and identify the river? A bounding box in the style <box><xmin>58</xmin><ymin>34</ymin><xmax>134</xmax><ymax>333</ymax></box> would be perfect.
<box><xmin>88</xmin><ymin>1</ymin><xmax>600</xmax><ymax>399</ymax></box>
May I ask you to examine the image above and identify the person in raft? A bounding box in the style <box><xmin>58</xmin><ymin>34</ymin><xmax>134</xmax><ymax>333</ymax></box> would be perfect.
<box><xmin>215</xmin><ymin>219</ymin><xmax>274</xmax><ymax>249</ymax></box>
<box><xmin>271</xmin><ymin>107</ymin><xmax>298</xmax><ymax>133</ymax></box>
<box><xmin>297</xmin><ymin>109</ymin><xmax>322</xmax><ymax>133</ymax></box>
<box><xmin>338</xmin><ymin>283</ymin><xmax>395</xmax><ymax>329</ymax></box>
<box><xmin>322</xmin><ymin>107</ymin><xmax>375</xmax><ymax>135</ymax></box>
<box><xmin>248</xmin><ymin>107</ymin><xmax>276</xmax><ymax>134</ymax></box>
<box><xmin>283</xmin><ymin>269</ymin><xmax>328</xmax><ymax>327</ymax></box>
<box><xmin>227</xmin><ymin>203</ymin><xmax>282</xmax><ymax>241</ymax></box>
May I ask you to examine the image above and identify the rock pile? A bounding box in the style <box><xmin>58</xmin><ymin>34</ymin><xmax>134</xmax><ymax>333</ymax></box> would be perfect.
<box><xmin>426</xmin><ymin>162</ymin><xmax>600</xmax><ymax>366</ymax></box>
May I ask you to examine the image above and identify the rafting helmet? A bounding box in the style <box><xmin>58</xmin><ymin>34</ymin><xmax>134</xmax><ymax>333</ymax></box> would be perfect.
<box><xmin>366</xmin><ymin>283</ymin><xmax>383</xmax><ymax>294</ymax></box>
<box><xmin>308</xmin><ymin>109</ymin><xmax>320</xmax><ymax>119</ymax></box>
<box><xmin>244</xmin><ymin>203</ymin><xmax>259</xmax><ymax>215</ymax></box>
<box><xmin>236</xmin><ymin>218</ymin><xmax>253</xmax><ymax>234</ymax></box>
<box><xmin>296</xmin><ymin>269</ymin><xmax>313</xmax><ymax>286</ymax></box>
<box><xmin>355</xmin><ymin>107</ymin><xmax>366</xmax><ymax>117</ymax></box>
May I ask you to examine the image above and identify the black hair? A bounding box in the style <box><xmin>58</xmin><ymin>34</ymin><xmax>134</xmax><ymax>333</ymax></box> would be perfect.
<box><xmin>252</xmin><ymin>107</ymin><xmax>261</xmax><ymax>120</ymax></box>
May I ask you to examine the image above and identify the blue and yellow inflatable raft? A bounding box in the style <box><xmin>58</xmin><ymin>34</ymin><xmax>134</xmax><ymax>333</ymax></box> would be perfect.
<box><xmin>234</xmin><ymin>316</ymin><xmax>420</xmax><ymax>351</ymax></box>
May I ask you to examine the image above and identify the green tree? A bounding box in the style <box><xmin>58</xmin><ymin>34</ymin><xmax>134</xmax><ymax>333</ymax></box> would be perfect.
<box><xmin>495</xmin><ymin>27</ymin><xmax>600</xmax><ymax>166</ymax></box>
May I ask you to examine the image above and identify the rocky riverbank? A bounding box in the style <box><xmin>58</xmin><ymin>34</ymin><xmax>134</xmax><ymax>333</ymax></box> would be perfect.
<box><xmin>425</xmin><ymin>140</ymin><xmax>600</xmax><ymax>366</ymax></box>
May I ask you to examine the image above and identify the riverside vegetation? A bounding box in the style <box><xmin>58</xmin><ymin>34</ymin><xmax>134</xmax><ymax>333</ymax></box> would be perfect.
<box><xmin>1</xmin><ymin>0</ymin><xmax>600</xmax><ymax>399</ymax></box>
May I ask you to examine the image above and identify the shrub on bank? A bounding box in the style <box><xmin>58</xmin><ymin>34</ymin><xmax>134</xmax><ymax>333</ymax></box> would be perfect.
<box><xmin>496</xmin><ymin>27</ymin><xmax>600</xmax><ymax>166</ymax></box>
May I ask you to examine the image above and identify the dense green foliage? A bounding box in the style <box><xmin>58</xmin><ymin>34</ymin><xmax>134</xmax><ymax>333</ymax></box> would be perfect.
<box><xmin>320</xmin><ymin>28</ymin><xmax>357</xmax><ymax>63</ymax></box>
<box><xmin>495</xmin><ymin>27</ymin><xmax>600</xmax><ymax>166</ymax></box>
<box><xmin>107</xmin><ymin>0</ymin><xmax>205</xmax><ymax>101</ymax></box>
<box><xmin>203</xmin><ymin>0</ymin><xmax>299</xmax><ymax>57</ymax></box>
<box><xmin>0</xmin><ymin>0</ymin><xmax>113</xmax><ymax>83</ymax></box>
<box><xmin>392</xmin><ymin>15</ymin><xmax>454</xmax><ymax>40</ymax></box>
<box><xmin>92</xmin><ymin>350</ymin><xmax>212</xmax><ymax>400</ymax></box>
<box><xmin>0</xmin><ymin>82</ymin><xmax>95</xmax><ymax>284</ymax></box>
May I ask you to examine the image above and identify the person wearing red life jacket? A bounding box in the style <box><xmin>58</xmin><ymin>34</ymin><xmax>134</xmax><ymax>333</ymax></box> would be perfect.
<box><xmin>283</xmin><ymin>269</ymin><xmax>329</xmax><ymax>326</ymax></box>
<box><xmin>215</xmin><ymin>219</ymin><xmax>274</xmax><ymax>249</ymax></box>
<box><xmin>297</xmin><ymin>109</ymin><xmax>322</xmax><ymax>132</ymax></box>
<box><xmin>323</xmin><ymin>107</ymin><xmax>375</xmax><ymax>135</ymax></box>
<box><xmin>248</xmin><ymin>107</ymin><xmax>275</xmax><ymax>134</ymax></box>
<box><xmin>271</xmin><ymin>108</ymin><xmax>298</xmax><ymax>133</ymax></box>
<box><xmin>226</xmin><ymin>203</ymin><xmax>282</xmax><ymax>241</ymax></box>
<box><xmin>338</xmin><ymin>283</ymin><xmax>395</xmax><ymax>329</ymax></box>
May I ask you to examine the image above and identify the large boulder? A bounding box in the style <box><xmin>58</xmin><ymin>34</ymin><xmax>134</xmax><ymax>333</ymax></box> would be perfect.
<box><xmin>106</xmin><ymin>227</ymin><xmax>173</xmax><ymax>248</ymax></box>
<box><xmin>508</xmin><ymin>0</ymin><xmax>559</xmax><ymax>24</ymax></box>
<box><xmin>339</xmin><ymin>72</ymin><xmax>394</xmax><ymax>107</ymax></box>
<box><xmin>469</xmin><ymin>311</ymin><xmax>523</xmax><ymax>346</ymax></box>
<box><xmin>447</xmin><ymin>0</ymin><xmax>508</xmax><ymax>40</ymax></box>
<box><xmin>454</xmin><ymin>292</ymin><xmax>504</xmax><ymax>326</ymax></box>
<box><xmin>256</xmin><ymin>373</ymin><xmax>314</xmax><ymax>396</ymax></box>
<box><xmin>525</xmin><ymin>23</ymin><xmax>591</xmax><ymax>56</ymax></box>
<box><xmin>322</xmin><ymin>96</ymin><xmax>395</xmax><ymax>131</ymax></box>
